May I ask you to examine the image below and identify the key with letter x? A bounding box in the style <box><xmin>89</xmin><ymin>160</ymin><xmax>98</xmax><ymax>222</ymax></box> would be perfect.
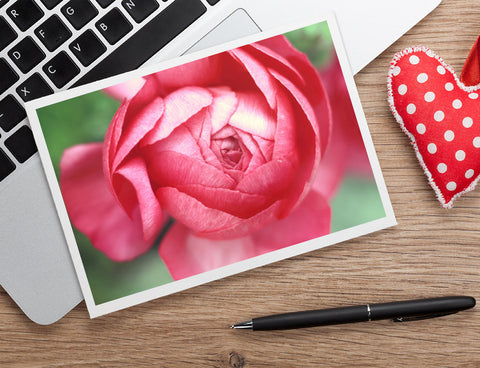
<box><xmin>16</xmin><ymin>73</ymin><xmax>53</xmax><ymax>102</ymax></box>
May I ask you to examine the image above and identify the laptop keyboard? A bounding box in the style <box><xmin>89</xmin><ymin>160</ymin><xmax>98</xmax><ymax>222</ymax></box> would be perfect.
<box><xmin>0</xmin><ymin>0</ymin><xmax>217</xmax><ymax>183</ymax></box>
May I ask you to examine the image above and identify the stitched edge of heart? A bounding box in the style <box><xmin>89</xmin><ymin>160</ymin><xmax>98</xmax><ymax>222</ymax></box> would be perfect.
<box><xmin>387</xmin><ymin>46</ymin><xmax>480</xmax><ymax>209</ymax></box>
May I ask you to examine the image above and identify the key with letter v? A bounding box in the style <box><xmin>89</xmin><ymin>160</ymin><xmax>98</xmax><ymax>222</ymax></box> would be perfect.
<box><xmin>69</xmin><ymin>29</ymin><xmax>106</xmax><ymax>66</ymax></box>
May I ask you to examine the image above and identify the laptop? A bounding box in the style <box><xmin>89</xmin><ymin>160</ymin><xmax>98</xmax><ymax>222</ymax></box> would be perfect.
<box><xmin>0</xmin><ymin>0</ymin><xmax>441</xmax><ymax>324</ymax></box>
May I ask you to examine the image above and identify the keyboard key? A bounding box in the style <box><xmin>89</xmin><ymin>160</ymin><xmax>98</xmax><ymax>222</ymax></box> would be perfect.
<box><xmin>69</xmin><ymin>30</ymin><xmax>106</xmax><ymax>66</ymax></box>
<box><xmin>43</xmin><ymin>52</ymin><xmax>80</xmax><ymax>88</ymax></box>
<box><xmin>0</xmin><ymin>17</ymin><xmax>17</xmax><ymax>52</ymax></box>
<box><xmin>0</xmin><ymin>95</ymin><xmax>26</xmax><ymax>132</ymax></box>
<box><xmin>0</xmin><ymin>0</ymin><xmax>11</xmax><ymax>8</ymax></box>
<box><xmin>206</xmin><ymin>0</ymin><xmax>220</xmax><ymax>5</ymax></box>
<box><xmin>39</xmin><ymin>0</ymin><xmax>62</xmax><ymax>9</ymax></box>
<box><xmin>0</xmin><ymin>148</ymin><xmax>16</xmax><ymax>182</ymax></box>
<box><xmin>7</xmin><ymin>0</ymin><xmax>44</xmax><ymax>32</ymax></box>
<box><xmin>61</xmin><ymin>0</ymin><xmax>98</xmax><ymax>30</ymax></box>
<box><xmin>96</xmin><ymin>8</ymin><xmax>133</xmax><ymax>45</ymax></box>
<box><xmin>122</xmin><ymin>0</ymin><xmax>159</xmax><ymax>23</ymax></box>
<box><xmin>5</xmin><ymin>125</ymin><xmax>37</xmax><ymax>163</ymax></box>
<box><xmin>8</xmin><ymin>36</ymin><xmax>45</xmax><ymax>74</ymax></box>
<box><xmin>96</xmin><ymin>0</ymin><xmax>114</xmax><ymax>8</ymax></box>
<box><xmin>35</xmin><ymin>15</ymin><xmax>72</xmax><ymax>52</ymax></box>
<box><xmin>74</xmin><ymin>0</ymin><xmax>206</xmax><ymax>86</ymax></box>
<box><xmin>16</xmin><ymin>73</ymin><xmax>53</xmax><ymax>102</ymax></box>
<box><xmin>0</xmin><ymin>58</ymin><xmax>19</xmax><ymax>95</ymax></box>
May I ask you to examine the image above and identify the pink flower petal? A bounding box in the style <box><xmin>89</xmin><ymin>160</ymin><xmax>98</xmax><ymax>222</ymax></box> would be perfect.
<box><xmin>156</xmin><ymin>186</ymin><xmax>282</xmax><ymax>238</ymax></box>
<box><xmin>142</xmin><ymin>86</ymin><xmax>213</xmax><ymax>146</ymax></box>
<box><xmin>320</xmin><ymin>55</ymin><xmax>372</xmax><ymax>177</ymax></box>
<box><xmin>113</xmin><ymin>156</ymin><xmax>164</xmax><ymax>243</ymax></box>
<box><xmin>236</xmin><ymin>157</ymin><xmax>296</xmax><ymax>199</ymax></box>
<box><xmin>60</xmin><ymin>143</ymin><xmax>157</xmax><ymax>261</ymax></box>
<box><xmin>268</xmin><ymin>88</ymin><xmax>318</xmax><ymax>217</ymax></box>
<box><xmin>103</xmin><ymin>78</ymin><xmax>145</xmax><ymax>101</ymax></box>
<box><xmin>228</xmin><ymin>47</ymin><xmax>279</xmax><ymax>110</ymax></box>
<box><xmin>246</xmin><ymin>40</ymin><xmax>306</xmax><ymax>88</ymax></box>
<box><xmin>208</xmin><ymin>87</ymin><xmax>238</xmax><ymax>134</ymax></box>
<box><xmin>234</xmin><ymin>130</ymin><xmax>270</xmax><ymax>173</ymax></box>
<box><xmin>147</xmin><ymin>124</ymin><xmax>207</xmax><ymax>162</ymax></box>
<box><xmin>103</xmin><ymin>78</ymin><xmax>163</xmax><ymax>184</ymax></box>
<box><xmin>258</xmin><ymin>36</ymin><xmax>332</xmax><ymax>157</ymax></box>
<box><xmin>229</xmin><ymin>91</ymin><xmax>276</xmax><ymax>140</ymax></box>
<box><xmin>270</xmin><ymin>87</ymin><xmax>298</xmax><ymax>159</ymax></box>
<box><xmin>175</xmin><ymin>183</ymin><xmax>270</xmax><ymax>219</ymax></box>
<box><xmin>103</xmin><ymin>101</ymin><xmax>128</xmax><ymax>185</ymax></box>
<box><xmin>159</xmin><ymin>190</ymin><xmax>331</xmax><ymax>281</ymax></box>
<box><xmin>112</xmin><ymin>97</ymin><xmax>164</xmax><ymax>172</ymax></box>
<box><xmin>122</xmin><ymin>77</ymin><xmax>162</xmax><ymax>128</ymax></box>
<box><xmin>256</xmin><ymin>35</ymin><xmax>299</xmax><ymax>59</ymax></box>
<box><xmin>159</xmin><ymin>222</ymin><xmax>257</xmax><ymax>280</ymax></box>
<box><xmin>312</xmin><ymin>131</ymin><xmax>349</xmax><ymax>199</ymax></box>
<box><xmin>251</xmin><ymin>190</ymin><xmax>331</xmax><ymax>253</ymax></box>
<box><xmin>146</xmin><ymin>150</ymin><xmax>236</xmax><ymax>189</ymax></box>
<box><xmin>153</xmin><ymin>56</ymin><xmax>224</xmax><ymax>93</ymax></box>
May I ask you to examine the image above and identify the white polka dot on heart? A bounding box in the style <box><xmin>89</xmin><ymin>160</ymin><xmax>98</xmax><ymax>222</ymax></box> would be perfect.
<box><xmin>437</xmin><ymin>65</ymin><xmax>446</xmax><ymax>74</ymax></box>
<box><xmin>407</xmin><ymin>103</ymin><xmax>416</xmax><ymax>114</ymax></box>
<box><xmin>473</xmin><ymin>137</ymin><xmax>480</xmax><ymax>148</ymax></box>
<box><xmin>469</xmin><ymin>93</ymin><xmax>478</xmax><ymax>99</ymax></box>
<box><xmin>437</xmin><ymin>163</ymin><xmax>447</xmax><ymax>173</ymax></box>
<box><xmin>398</xmin><ymin>84</ymin><xmax>407</xmax><ymax>95</ymax></box>
<box><xmin>417</xmin><ymin>73</ymin><xmax>428</xmax><ymax>83</ymax></box>
<box><xmin>409</xmin><ymin>55</ymin><xmax>420</xmax><ymax>64</ymax></box>
<box><xmin>463</xmin><ymin>117</ymin><xmax>473</xmax><ymax>128</ymax></box>
<box><xmin>455</xmin><ymin>150</ymin><xmax>466</xmax><ymax>161</ymax></box>
<box><xmin>424</xmin><ymin>92</ymin><xmax>435</xmax><ymax>102</ymax></box>
<box><xmin>416</xmin><ymin>124</ymin><xmax>426</xmax><ymax>134</ymax></box>
<box><xmin>446</xmin><ymin>182</ymin><xmax>457</xmax><ymax>191</ymax></box>
<box><xmin>452</xmin><ymin>99</ymin><xmax>462</xmax><ymax>109</ymax></box>
<box><xmin>392</xmin><ymin>66</ymin><xmax>401</xmax><ymax>76</ymax></box>
<box><xmin>444</xmin><ymin>130</ymin><xmax>455</xmax><ymax>141</ymax></box>
<box><xmin>427</xmin><ymin>143</ymin><xmax>437</xmax><ymax>154</ymax></box>
<box><xmin>465</xmin><ymin>169</ymin><xmax>474</xmax><ymax>179</ymax></box>
<box><xmin>445</xmin><ymin>82</ymin><xmax>454</xmax><ymax>91</ymax></box>
<box><xmin>434</xmin><ymin>111</ymin><xmax>445</xmax><ymax>122</ymax></box>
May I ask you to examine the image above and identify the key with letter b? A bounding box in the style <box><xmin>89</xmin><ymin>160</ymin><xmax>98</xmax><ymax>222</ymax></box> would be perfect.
<box><xmin>96</xmin><ymin>8</ymin><xmax>133</xmax><ymax>45</ymax></box>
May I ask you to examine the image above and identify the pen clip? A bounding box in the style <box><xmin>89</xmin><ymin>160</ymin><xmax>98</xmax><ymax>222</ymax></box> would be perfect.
<box><xmin>392</xmin><ymin>311</ymin><xmax>459</xmax><ymax>322</ymax></box>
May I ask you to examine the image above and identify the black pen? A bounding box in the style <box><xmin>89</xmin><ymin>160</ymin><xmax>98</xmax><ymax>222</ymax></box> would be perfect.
<box><xmin>231</xmin><ymin>296</ymin><xmax>475</xmax><ymax>330</ymax></box>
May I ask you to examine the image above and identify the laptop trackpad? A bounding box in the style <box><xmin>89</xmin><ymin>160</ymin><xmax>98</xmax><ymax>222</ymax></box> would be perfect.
<box><xmin>184</xmin><ymin>9</ymin><xmax>261</xmax><ymax>55</ymax></box>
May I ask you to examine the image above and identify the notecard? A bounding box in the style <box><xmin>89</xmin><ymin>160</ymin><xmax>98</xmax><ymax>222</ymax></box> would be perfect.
<box><xmin>26</xmin><ymin>14</ymin><xmax>396</xmax><ymax>317</ymax></box>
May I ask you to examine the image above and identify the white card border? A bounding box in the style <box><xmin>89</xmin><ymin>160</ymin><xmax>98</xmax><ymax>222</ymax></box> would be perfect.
<box><xmin>26</xmin><ymin>13</ymin><xmax>396</xmax><ymax>318</ymax></box>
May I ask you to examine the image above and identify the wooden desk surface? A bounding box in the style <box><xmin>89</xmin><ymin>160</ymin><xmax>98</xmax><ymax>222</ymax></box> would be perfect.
<box><xmin>2</xmin><ymin>1</ymin><xmax>480</xmax><ymax>366</ymax></box>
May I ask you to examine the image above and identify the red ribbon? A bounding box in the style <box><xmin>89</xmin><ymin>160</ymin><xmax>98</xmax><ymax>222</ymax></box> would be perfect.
<box><xmin>460</xmin><ymin>35</ymin><xmax>480</xmax><ymax>87</ymax></box>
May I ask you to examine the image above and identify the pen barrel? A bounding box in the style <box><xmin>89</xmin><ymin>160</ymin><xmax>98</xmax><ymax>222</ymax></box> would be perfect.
<box><xmin>252</xmin><ymin>305</ymin><xmax>369</xmax><ymax>330</ymax></box>
<box><xmin>369</xmin><ymin>296</ymin><xmax>476</xmax><ymax>321</ymax></box>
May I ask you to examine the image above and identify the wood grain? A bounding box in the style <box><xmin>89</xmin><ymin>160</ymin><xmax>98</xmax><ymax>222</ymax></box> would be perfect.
<box><xmin>2</xmin><ymin>0</ymin><xmax>480</xmax><ymax>366</ymax></box>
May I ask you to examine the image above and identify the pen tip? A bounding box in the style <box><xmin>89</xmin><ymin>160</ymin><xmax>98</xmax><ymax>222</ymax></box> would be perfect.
<box><xmin>230</xmin><ymin>320</ymin><xmax>253</xmax><ymax>329</ymax></box>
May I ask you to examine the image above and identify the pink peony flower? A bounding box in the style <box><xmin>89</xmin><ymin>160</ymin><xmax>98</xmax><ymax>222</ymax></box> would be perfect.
<box><xmin>60</xmin><ymin>35</ymin><xmax>339</xmax><ymax>276</ymax></box>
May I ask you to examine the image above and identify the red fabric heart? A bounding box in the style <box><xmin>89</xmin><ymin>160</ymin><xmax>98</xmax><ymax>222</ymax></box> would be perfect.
<box><xmin>388</xmin><ymin>46</ymin><xmax>480</xmax><ymax>208</ymax></box>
